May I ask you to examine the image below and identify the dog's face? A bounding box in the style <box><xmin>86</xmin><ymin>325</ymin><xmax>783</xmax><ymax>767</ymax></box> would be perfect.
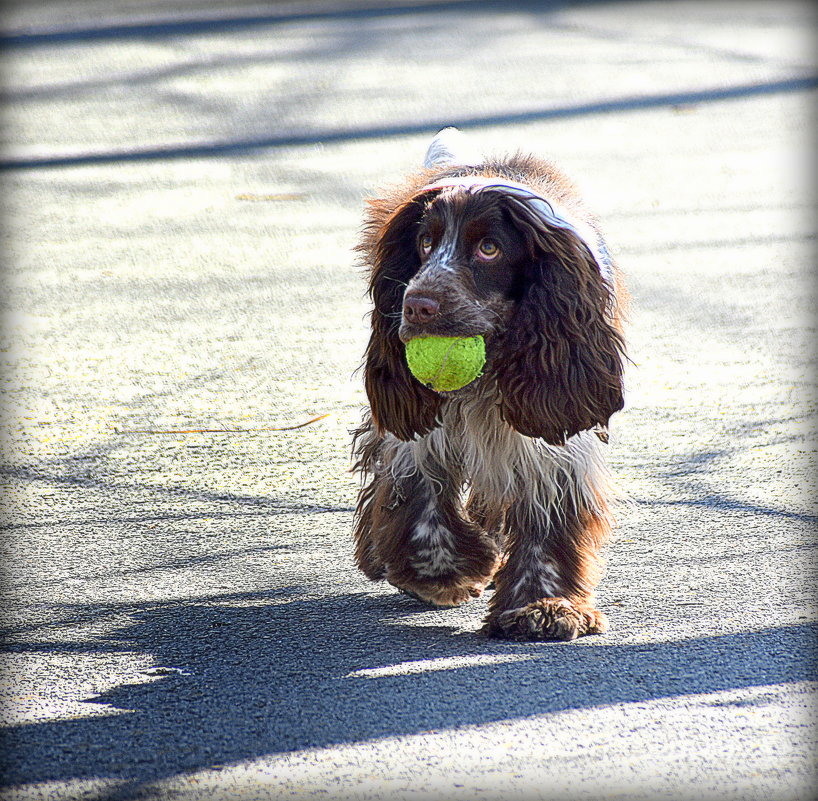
<box><xmin>398</xmin><ymin>189</ymin><xmax>527</xmax><ymax>344</ymax></box>
<box><xmin>363</xmin><ymin>176</ymin><xmax>626</xmax><ymax>443</ymax></box>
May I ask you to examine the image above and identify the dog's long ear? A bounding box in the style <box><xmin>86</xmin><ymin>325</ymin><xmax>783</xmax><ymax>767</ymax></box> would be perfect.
<box><xmin>359</xmin><ymin>194</ymin><xmax>443</xmax><ymax>441</ymax></box>
<box><xmin>493</xmin><ymin>196</ymin><xmax>625</xmax><ymax>445</ymax></box>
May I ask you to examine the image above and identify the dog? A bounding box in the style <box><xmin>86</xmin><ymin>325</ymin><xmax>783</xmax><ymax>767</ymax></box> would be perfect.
<box><xmin>352</xmin><ymin>129</ymin><xmax>627</xmax><ymax>640</ymax></box>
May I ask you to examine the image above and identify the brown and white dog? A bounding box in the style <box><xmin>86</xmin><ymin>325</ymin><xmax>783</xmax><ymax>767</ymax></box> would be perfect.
<box><xmin>352</xmin><ymin>128</ymin><xmax>627</xmax><ymax>640</ymax></box>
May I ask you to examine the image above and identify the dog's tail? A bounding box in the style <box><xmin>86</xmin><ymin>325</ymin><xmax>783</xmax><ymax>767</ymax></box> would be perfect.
<box><xmin>423</xmin><ymin>127</ymin><xmax>483</xmax><ymax>170</ymax></box>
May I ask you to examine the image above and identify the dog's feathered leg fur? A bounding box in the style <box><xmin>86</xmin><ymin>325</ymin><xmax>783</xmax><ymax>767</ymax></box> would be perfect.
<box><xmin>483</xmin><ymin>478</ymin><xmax>611</xmax><ymax>641</ymax></box>
<box><xmin>352</xmin><ymin>420</ymin><xmax>500</xmax><ymax>607</ymax></box>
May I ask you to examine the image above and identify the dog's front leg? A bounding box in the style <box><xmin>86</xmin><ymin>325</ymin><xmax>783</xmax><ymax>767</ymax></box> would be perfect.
<box><xmin>484</xmin><ymin>488</ymin><xmax>610</xmax><ymax>640</ymax></box>
<box><xmin>360</xmin><ymin>438</ymin><xmax>500</xmax><ymax>607</ymax></box>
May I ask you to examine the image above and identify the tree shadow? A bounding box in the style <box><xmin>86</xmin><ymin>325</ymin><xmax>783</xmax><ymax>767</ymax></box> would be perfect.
<box><xmin>3</xmin><ymin>0</ymin><xmax>815</xmax><ymax>172</ymax></box>
<box><xmin>0</xmin><ymin>1</ymin><xmax>544</xmax><ymax>47</ymax></box>
<box><xmin>3</xmin><ymin>76</ymin><xmax>816</xmax><ymax>172</ymax></box>
<box><xmin>1</xmin><ymin>588</ymin><xmax>815</xmax><ymax>797</ymax></box>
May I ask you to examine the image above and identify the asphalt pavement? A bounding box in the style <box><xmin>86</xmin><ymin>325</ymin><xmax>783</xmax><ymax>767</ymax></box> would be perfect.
<box><xmin>1</xmin><ymin>1</ymin><xmax>816</xmax><ymax>800</ymax></box>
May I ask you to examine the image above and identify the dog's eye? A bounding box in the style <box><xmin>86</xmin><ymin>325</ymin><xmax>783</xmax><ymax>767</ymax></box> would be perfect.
<box><xmin>476</xmin><ymin>239</ymin><xmax>500</xmax><ymax>261</ymax></box>
<box><xmin>419</xmin><ymin>233</ymin><xmax>433</xmax><ymax>255</ymax></box>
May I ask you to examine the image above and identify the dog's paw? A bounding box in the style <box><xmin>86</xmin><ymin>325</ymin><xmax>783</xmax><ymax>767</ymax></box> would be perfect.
<box><xmin>392</xmin><ymin>576</ymin><xmax>491</xmax><ymax>608</ymax></box>
<box><xmin>484</xmin><ymin>598</ymin><xmax>608</xmax><ymax>641</ymax></box>
<box><xmin>389</xmin><ymin>553</ymin><xmax>501</xmax><ymax>608</ymax></box>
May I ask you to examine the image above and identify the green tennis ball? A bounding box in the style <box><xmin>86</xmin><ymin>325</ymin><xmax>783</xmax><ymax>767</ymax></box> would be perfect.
<box><xmin>405</xmin><ymin>335</ymin><xmax>486</xmax><ymax>392</ymax></box>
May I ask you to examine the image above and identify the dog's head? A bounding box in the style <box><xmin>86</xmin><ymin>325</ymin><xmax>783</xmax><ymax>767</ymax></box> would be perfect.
<box><xmin>360</xmin><ymin>149</ymin><xmax>626</xmax><ymax>445</ymax></box>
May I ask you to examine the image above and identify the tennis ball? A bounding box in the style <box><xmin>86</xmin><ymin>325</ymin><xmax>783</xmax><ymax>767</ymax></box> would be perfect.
<box><xmin>405</xmin><ymin>335</ymin><xmax>486</xmax><ymax>392</ymax></box>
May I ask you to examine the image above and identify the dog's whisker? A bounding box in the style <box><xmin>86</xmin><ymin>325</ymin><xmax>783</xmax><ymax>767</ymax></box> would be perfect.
<box><xmin>382</xmin><ymin>275</ymin><xmax>409</xmax><ymax>288</ymax></box>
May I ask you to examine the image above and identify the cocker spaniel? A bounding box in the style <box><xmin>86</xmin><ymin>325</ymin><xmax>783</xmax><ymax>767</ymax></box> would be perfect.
<box><xmin>352</xmin><ymin>129</ymin><xmax>627</xmax><ymax>640</ymax></box>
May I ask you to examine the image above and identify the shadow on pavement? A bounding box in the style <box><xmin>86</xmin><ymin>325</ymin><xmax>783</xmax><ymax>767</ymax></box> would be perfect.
<box><xmin>2</xmin><ymin>77</ymin><xmax>816</xmax><ymax>171</ymax></box>
<box><xmin>0</xmin><ymin>1</ymin><xmax>617</xmax><ymax>47</ymax></box>
<box><xmin>1</xmin><ymin>588</ymin><xmax>815</xmax><ymax>796</ymax></box>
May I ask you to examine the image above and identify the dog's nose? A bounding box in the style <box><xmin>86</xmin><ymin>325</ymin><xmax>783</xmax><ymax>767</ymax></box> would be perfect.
<box><xmin>403</xmin><ymin>294</ymin><xmax>441</xmax><ymax>324</ymax></box>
